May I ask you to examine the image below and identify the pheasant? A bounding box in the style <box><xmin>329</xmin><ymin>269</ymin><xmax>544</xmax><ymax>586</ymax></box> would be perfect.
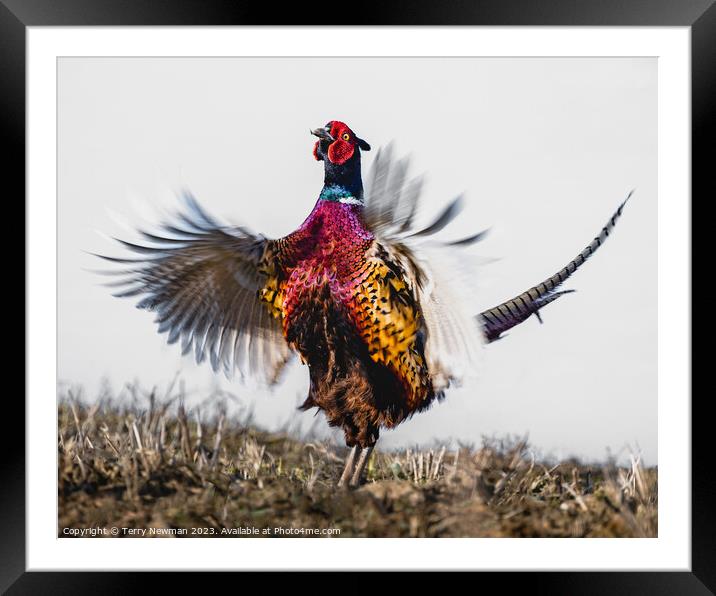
<box><xmin>99</xmin><ymin>120</ymin><xmax>631</xmax><ymax>488</ymax></box>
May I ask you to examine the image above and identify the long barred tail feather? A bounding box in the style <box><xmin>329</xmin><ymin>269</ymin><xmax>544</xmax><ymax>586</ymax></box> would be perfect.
<box><xmin>479</xmin><ymin>191</ymin><xmax>633</xmax><ymax>342</ymax></box>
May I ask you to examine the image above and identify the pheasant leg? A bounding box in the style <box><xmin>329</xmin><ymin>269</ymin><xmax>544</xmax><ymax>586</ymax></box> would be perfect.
<box><xmin>349</xmin><ymin>445</ymin><xmax>374</xmax><ymax>488</ymax></box>
<box><xmin>337</xmin><ymin>445</ymin><xmax>360</xmax><ymax>488</ymax></box>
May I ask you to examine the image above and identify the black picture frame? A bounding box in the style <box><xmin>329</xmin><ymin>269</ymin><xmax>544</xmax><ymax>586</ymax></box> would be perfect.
<box><xmin>7</xmin><ymin>0</ymin><xmax>706</xmax><ymax>591</ymax></box>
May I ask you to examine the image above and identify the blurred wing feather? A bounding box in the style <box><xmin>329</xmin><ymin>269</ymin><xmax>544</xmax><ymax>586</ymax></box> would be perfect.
<box><xmin>97</xmin><ymin>192</ymin><xmax>292</xmax><ymax>385</ymax></box>
<box><xmin>363</xmin><ymin>148</ymin><xmax>486</xmax><ymax>391</ymax></box>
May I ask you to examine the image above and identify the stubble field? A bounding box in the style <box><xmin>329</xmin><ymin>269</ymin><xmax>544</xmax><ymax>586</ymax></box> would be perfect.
<box><xmin>58</xmin><ymin>387</ymin><xmax>657</xmax><ymax>538</ymax></box>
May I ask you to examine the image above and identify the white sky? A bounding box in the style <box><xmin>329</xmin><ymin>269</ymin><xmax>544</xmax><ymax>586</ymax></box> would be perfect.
<box><xmin>58</xmin><ymin>57</ymin><xmax>657</xmax><ymax>464</ymax></box>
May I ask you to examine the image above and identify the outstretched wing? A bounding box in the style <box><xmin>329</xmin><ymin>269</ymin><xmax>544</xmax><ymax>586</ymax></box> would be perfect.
<box><xmin>363</xmin><ymin>146</ymin><xmax>633</xmax><ymax>391</ymax></box>
<box><xmin>96</xmin><ymin>192</ymin><xmax>293</xmax><ymax>384</ymax></box>
<box><xmin>362</xmin><ymin>146</ymin><xmax>487</xmax><ymax>393</ymax></box>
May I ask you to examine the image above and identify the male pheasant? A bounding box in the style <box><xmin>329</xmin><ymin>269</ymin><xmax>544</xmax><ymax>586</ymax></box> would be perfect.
<box><xmin>100</xmin><ymin>120</ymin><xmax>631</xmax><ymax>487</ymax></box>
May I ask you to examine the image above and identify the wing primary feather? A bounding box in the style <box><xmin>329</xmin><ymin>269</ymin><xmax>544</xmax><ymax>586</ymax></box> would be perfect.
<box><xmin>408</xmin><ymin>195</ymin><xmax>464</xmax><ymax>238</ymax></box>
<box><xmin>396</xmin><ymin>175</ymin><xmax>423</xmax><ymax>233</ymax></box>
<box><xmin>445</xmin><ymin>228</ymin><xmax>490</xmax><ymax>246</ymax></box>
<box><xmin>112</xmin><ymin>238</ymin><xmax>173</xmax><ymax>255</ymax></box>
<box><xmin>181</xmin><ymin>190</ymin><xmax>221</xmax><ymax>228</ymax></box>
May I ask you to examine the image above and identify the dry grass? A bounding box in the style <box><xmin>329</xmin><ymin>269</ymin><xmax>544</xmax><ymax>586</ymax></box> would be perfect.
<box><xmin>58</xmin><ymin>387</ymin><xmax>657</xmax><ymax>538</ymax></box>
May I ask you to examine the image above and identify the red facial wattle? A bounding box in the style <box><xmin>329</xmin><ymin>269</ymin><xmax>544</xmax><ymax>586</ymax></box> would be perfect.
<box><xmin>327</xmin><ymin>139</ymin><xmax>355</xmax><ymax>165</ymax></box>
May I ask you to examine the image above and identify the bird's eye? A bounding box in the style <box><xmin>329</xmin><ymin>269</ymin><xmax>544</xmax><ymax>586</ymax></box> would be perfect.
<box><xmin>342</xmin><ymin>133</ymin><xmax>350</xmax><ymax>141</ymax></box>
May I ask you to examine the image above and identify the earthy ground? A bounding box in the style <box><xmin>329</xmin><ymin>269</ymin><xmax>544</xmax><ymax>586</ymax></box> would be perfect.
<box><xmin>58</xmin><ymin>390</ymin><xmax>657</xmax><ymax>538</ymax></box>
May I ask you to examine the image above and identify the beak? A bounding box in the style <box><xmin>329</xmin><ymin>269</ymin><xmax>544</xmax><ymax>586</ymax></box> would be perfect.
<box><xmin>310</xmin><ymin>127</ymin><xmax>334</xmax><ymax>142</ymax></box>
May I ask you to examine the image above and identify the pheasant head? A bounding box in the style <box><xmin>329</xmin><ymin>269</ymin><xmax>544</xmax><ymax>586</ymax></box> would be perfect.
<box><xmin>311</xmin><ymin>120</ymin><xmax>371</xmax><ymax>203</ymax></box>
